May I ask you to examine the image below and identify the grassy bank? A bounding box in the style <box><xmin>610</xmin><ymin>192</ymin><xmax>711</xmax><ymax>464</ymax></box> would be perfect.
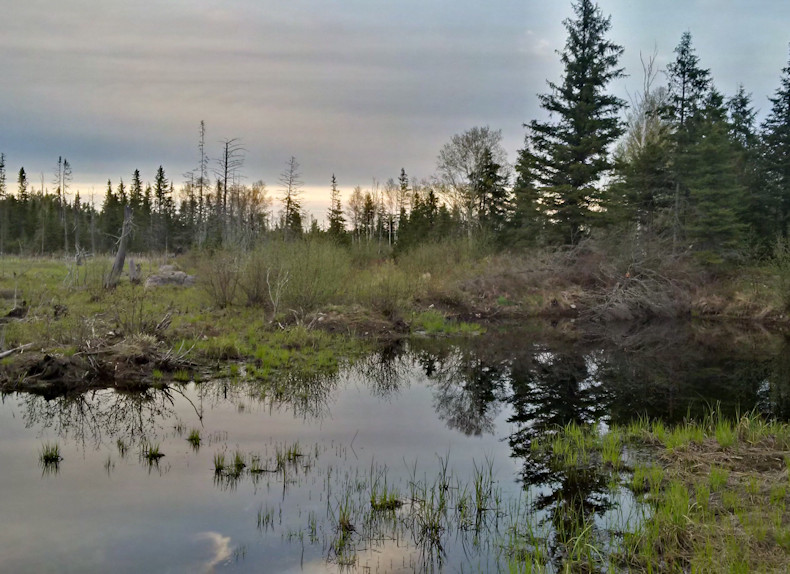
<box><xmin>0</xmin><ymin>236</ymin><xmax>786</xmax><ymax>392</ymax></box>
<box><xmin>518</xmin><ymin>412</ymin><xmax>790</xmax><ymax>572</ymax></box>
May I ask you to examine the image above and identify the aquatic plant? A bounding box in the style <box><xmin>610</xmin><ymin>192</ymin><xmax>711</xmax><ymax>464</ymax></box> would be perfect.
<box><xmin>142</xmin><ymin>442</ymin><xmax>164</xmax><ymax>463</ymax></box>
<box><xmin>186</xmin><ymin>429</ymin><xmax>201</xmax><ymax>448</ymax></box>
<box><xmin>39</xmin><ymin>442</ymin><xmax>62</xmax><ymax>466</ymax></box>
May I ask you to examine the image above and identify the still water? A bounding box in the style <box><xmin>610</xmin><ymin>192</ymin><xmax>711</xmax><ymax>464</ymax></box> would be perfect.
<box><xmin>0</xmin><ymin>322</ymin><xmax>787</xmax><ymax>573</ymax></box>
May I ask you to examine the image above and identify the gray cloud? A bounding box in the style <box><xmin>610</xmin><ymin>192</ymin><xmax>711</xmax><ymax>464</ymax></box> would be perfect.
<box><xmin>1</xmin><ymin>0</ymin><xmax>788</xmax><ymax>203</ymax></box>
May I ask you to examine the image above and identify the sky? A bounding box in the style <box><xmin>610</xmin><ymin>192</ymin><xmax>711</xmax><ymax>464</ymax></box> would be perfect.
<box><xmin>1</xmin><ymin>0</ymin><xmax>789</xmax><ymax>218</ymax></box>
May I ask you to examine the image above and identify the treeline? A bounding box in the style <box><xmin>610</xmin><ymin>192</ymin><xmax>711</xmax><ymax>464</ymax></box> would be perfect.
<box><xmin>1</xmin><ymin>0</ymin><xmax>789</xmax><ymax>264</ymax></box>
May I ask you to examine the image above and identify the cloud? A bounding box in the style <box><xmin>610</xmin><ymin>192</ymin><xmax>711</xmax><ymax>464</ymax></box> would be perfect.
<box><xmin>1</xmin><ymin>0</ymin><xmax>788</xmax><ymax>199</ymax></box>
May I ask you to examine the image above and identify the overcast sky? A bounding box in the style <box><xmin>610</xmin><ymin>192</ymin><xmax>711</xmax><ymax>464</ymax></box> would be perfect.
<box><xmin>1</xmin><ymin>1</ymin><xmax>789</xmax><ymax>215</ymax></box>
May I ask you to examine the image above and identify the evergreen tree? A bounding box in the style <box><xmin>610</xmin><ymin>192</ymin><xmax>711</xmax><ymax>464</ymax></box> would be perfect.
<box><xmin>0</xmin><ymin>153</ymin><xmax>5</xmax><ymax>196</ymax></box>
<box><xmin>471</xmin><ymin>147</ymin><xmax>511</xmax><ymax>235</ymax></box>
<box><xmin>610</xmin><ymin>56</ymin><xmax>675</xmax><ymax>234</ymax></box>
<box><xmin>515</xmin><ymin>0</ymin><xmax>625</xmax><ymax>245</ymax></box>
<box><xmin>279</xmin><ymin>156</ymin><xmax>303</xmax><ymax>239</ymax></box>
<box><xmin>153</xmin><ymin>166</ymin><xmax>171</xmax><ymax>250</ymax></box>
<box><xmin>102</xmin><ymin>179</ymin><xmax>122</xmax><ymax>251</ymax></box>
<box><xmin>128</xmin><ymin>169</ymin><xmax>145</xmax><ymax>252</ymax></box>
<box><xmin>327</xmin><ymin>174</ymin><xmax>347</xmax><ymax>243</ymax></box>
<box><xmin>665</xmin><ymin>32</ymin><xmax>711</xmax><ymax>131</ymax></box>
<box><xmin>683</xmin><ymin>91</ymin><xmax>746</xmax><ymax>263</ymax></box>
<box><xmin>362</xmin><ymin>192</ymin><xmax>376</xmax><ymax>242</ymax></box>
<box><xmin>665</xmin><ymin>32</ymin><xmax>713</xmax><ymax>245</ymax></box>
<box><xmin>762</xmin><ymin>51</ymin><xmax>790</xmax><ymax>238</ymax></box>
<box><xmin>17</xmin><ymin>168</ymin><xmax>28</xmax><ymax>201</ymax></box>
<box><xmin>727</xmin><ymin>85</ymin><xmax>772</xmax><ymax>249</ymax></box>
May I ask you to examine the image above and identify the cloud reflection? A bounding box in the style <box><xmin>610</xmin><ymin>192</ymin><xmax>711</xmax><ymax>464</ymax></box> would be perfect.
<box><xmin>194</xmin><ymin>531</ymin><xmax>233</xmax><ymax>573</ymax></box>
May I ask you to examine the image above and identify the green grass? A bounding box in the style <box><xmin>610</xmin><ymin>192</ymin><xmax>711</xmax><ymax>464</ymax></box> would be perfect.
<box><xmin>142</xmin><ymin>442</ymin><xmax>164</xmax><ymax>463</ymax></box>
<box><xmin>186</xmin><ymin>429</ymin><xmax>201</xmax><ymax>448</ymax></box>
<box><xmin>39</xmin><ymin>442</ymin><xmax>62</xmax><ymax>465</ymax></box>
<box><xmin>213</xmin><ymin>452</ymin><xmax>226</xmax><ymax>474</ymax></box>
<box><xmin>410</xmin><ymin>309</ymin><xmax>483</xmax><ymax>336</ymax></box>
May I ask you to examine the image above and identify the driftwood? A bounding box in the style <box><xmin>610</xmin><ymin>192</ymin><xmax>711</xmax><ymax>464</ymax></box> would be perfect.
<box><xmin>0</xmin><ymin>342</ymin><xmax>34</xmax><ymax>359</ymax></box>
<box><xmin>105</xmin><ymin>205</ymin><xmax>132</xmax><ymax>289</ymax></box>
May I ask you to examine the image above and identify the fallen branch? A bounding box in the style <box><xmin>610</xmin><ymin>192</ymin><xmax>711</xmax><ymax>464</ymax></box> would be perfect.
<box><xmin>0</xmin><ymin>342</ymin><xmax>34</xmax><ymax>359</ymax></box>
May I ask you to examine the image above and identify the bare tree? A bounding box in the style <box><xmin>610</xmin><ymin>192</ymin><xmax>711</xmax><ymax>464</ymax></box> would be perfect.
<box><xmin>105</xmin><ymin>205</ymin><xmax>132</xmax><ymax>288</ymax></box>
<box><xmin>214</xmin><ymin>138</ymin><xmax>245</xmax><ymax>219</ymax></box>
<box><xmin>53</xmin><ymin>156</ymin><xmax>72</xmax><ymax>253</ymax></box>
<box><xmin>437</xmin><ymin>126</ymin><xmax>509</xmax><ymax>231</ymax></box>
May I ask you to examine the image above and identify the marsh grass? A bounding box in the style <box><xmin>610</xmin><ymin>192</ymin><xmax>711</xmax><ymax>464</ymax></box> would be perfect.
<box><xmin>410</xmin><ymin>309</ymin><xmax>483</xmax><ymax>336</ymax></box>
<box><xmin>186</xmin><ymin>429</ymin><xmax>201</xmax><ymax>448</ymax></box>
<box><xmin>142</xmin><ymin>442</ymin><xmax>164</xmax><ymax>463</ymax></box>
<box><xmin>39</xmin><ymin>442</ymin><xmax>62</xmax><ymax>466</ymax></box>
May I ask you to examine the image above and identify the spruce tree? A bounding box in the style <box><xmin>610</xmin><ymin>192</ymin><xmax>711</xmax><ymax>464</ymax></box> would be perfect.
<box><xmin>471</xmin><ymin>147</ymin><xmax>511</xmax><ymax>235</ymax></box>
<box><xmin>666</xmin><ymin>32</ymin><xmax>712</xmax><ymax>130</ymax></box>
<box><xmin>665</xmin><ymin>32</ymin><xmax>713</xmax><ymax>245</ymax></box>
<box><xmin>762</xmin><ymin>50</ymin><xmax>790</xmax><ymax>238</ymax></box>
<box><xmin>279</xmin><ymin>156</ymin><xmax>303</xmax><ymax>239</ymax></box>
<box><xmin>728</xmin><ymin>85</ymin><xmax>771</xmax><ymax>249</ymax></box>
<box><xmin>515</xmin><ymin>0</ymin><xmax>625</xmax><ymax>245</ymax></box>
<box><xmin>683</xmin><ymin>91</ymin><xmax>746</xmax><ymax>263</ymax></box>
<box><xmin>327</xmin><ymin>174</ymin><xmax>347</xmax><ymax>243</ymax></box>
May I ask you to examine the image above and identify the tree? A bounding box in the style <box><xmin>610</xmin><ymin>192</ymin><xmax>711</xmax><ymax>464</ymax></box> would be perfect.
<box><xmin>682</xmin><ymin>90</ymin><xmax>746</xmax><ymax>263</ymax></box>
<box><xmin>762</xmin><ymin>50</ymin><xmax>790</xmax><ymax>238</ymax></box>
<box><xmin>471</xmin><ymin>147</ymin><xmax>511</xmax><ymax>235</ymax></box>
<box><xmin>664</xmin><ymin>31</ymin><xmax>713</xmax><ymax>245</ymax></box>
<box><xmin>279</xmin><ymin>156</ymin><xmax>303</xmax><ymax>238</ymax></box>
<box><xmin>346</xmin><ymin>186</ymin><xmax>364</xmax><ymax>242</ymax></box>
<box><xmin>665</xmin><ymin>32</ymin><xmax>711</xmax><ymax>131</ymax></box>
<box><xmin>215</xmin><ymin>138</ymin><xmax>245</xmax><ymax>219</ymax></box>
<box><xmin>610</xmin><ymin>51</ymin><xmax>675</xmax><ymax>233</ymax></box>
<box><xmin>18</xmin><ymin>168</ymin><xmax>28</xmax><ymax>201</ymax></box>
<box><xmin>727</xmin><ymin>85</ymin><xmax>771</xmax><ymax>249</ymax></box>
<box><xmin>437</xmin><ymin>126</ymin><xmax>508</xmax><ymax>232</ymax></box>
<box><xmin>53</xmin><ymin>156</ymin><xmax>72</xmax><ymax>253</ymax></box>
<box><xmin>152</xmin><ymin>166</ymin><xmax>175</xmax><ymax>251</ymax></box>
<box><xmin>196</xmin><ymin>121</ymin><xmax>209</xmax><ymax>233</ymax></box>
<box><xmin>326</xmin><ymin>174</ymin><xmax>347</xmax><ymax>243</ymax></box>
<box><xmin>515</xmin><ymin>0</ymin><xmax>625</xmax><ymax>245</ymax></box>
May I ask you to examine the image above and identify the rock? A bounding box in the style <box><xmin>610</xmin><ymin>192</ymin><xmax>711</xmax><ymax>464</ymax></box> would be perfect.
<box><xmin>144</xmin><ymin>266</ymin><xmax>196</xmax><ymax>289</ymax></box>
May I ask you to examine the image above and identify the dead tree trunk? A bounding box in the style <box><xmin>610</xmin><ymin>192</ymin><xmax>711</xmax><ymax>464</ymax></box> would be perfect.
<box><xmin>105</xmin><ymin>205</ymin><xmax>132</xmax><ymax>289</ymax></box>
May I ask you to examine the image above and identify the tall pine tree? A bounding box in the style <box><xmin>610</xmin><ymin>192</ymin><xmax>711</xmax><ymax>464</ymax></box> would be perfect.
<box><xmin>515</xmin><ymin>0</ymin><xmax>625</xmax><ymax>245</ymax></box>
<box><xmin>762</xmin><ymin>50</ymin><xmax>790</xmax><ymax>239</ymax></box>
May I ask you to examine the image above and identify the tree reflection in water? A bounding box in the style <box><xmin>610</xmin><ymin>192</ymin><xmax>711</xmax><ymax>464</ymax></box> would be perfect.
<box><xmin>6</xmin><ymin>321</ymin><xmax>788</xmax><ymax>570</ymax></box>
<box><xmin>17</xmin><ymin>387</ymin><xmax>179</xmax><ymax>449</ymax></box>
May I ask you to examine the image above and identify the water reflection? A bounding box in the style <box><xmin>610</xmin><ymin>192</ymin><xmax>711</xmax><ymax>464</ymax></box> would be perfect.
<box><xmin>2</xmin><ymin>320</ymin><xmax>788</xmax><ymax>573</ymax></box>
<box><xmin>16</xmin><ymin>387</ymin><xmax>178</xmax><ymax>448</ymax></box>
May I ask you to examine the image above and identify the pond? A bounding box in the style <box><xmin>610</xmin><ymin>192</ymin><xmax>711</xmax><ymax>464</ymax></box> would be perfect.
<box><xmin>1</xmin><ymin>321</ymin><xmax>788</xmax><ymax>573</ymax></box>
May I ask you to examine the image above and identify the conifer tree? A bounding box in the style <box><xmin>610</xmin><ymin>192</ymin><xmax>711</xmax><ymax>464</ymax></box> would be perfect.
<box><xmin>665</xmin><ymin>32</ymin><xmax>713</xmax><ymax>245</ymax></box>
<box><xmin>683</xmin><ymin>90</ymin><xmax>746</xmax><ymax>263</ymax></box>
<box><xmin>471</xmin><ymin>147</ymin><xmax>511</xmax><ymax>235</ymax></box>
<box><xmin>279</xmin><ymin>156</ymin><xmax>303</xmax><ymax>239</ymax></box>
<box><xmin>515</xmin><ymin>0</ymin><xmax>625</xmax><ymax>244</ymax></box>
<box><xmin>327</xmin><ymin>174</ymin><xmax>347</xmax><ymax>243</ymax></box>
<box><xmin>610</xmin><ymin>54</ymin><xmax>675</xmax><ymax>234</ymax></box>
<box><xmin>762</xmin><ymin>50</ymin><xmax>790</xmax><ymax>238</ymax></box>
<box><xmin>727</xmin><ymin>85</ymin><xmax>771</xmax><ymax>249</ymax></box>
<box><xmin>666</xmin><ymin>32</ymin><xmax>712</xmax><ymax>130</ymax></box>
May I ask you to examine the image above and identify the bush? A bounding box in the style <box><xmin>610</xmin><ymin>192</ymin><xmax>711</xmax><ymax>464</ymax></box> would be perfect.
<box><xmin>199</xmin><ymin>252</ymin><xmax>240</xmax><ymax>308</ymax></box>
